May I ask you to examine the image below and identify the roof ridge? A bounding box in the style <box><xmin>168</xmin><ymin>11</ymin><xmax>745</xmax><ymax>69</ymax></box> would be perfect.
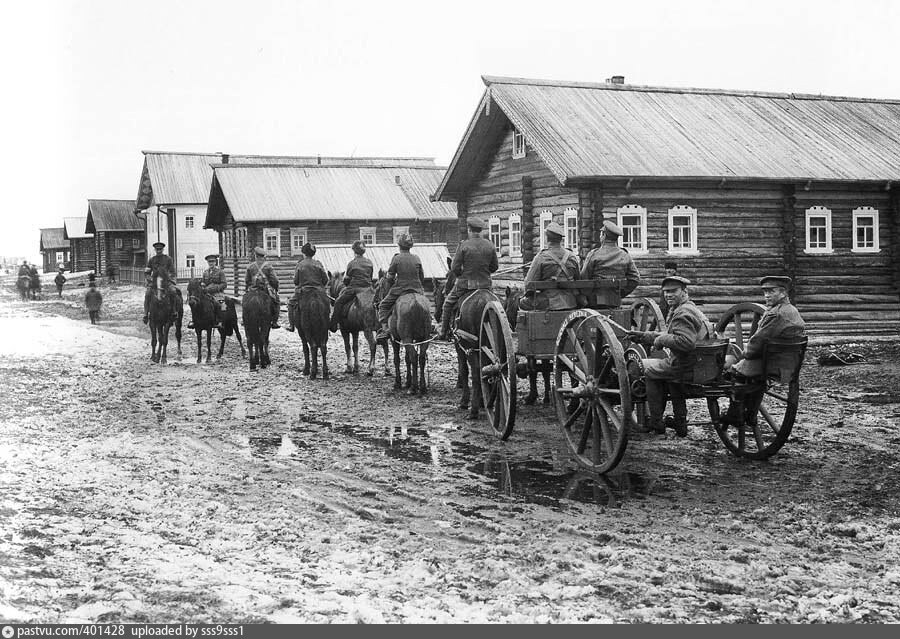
<box><xmin>211</xmin><ymin>163</ymin><xmax>447</xmax><ymax>170</ymax></box>
<box><xmin>143</xmin><ymin>149</ymin><xmax>437</xmax><ymax>161</ymax></box>
<box><xmin>481</xmin><ymin>75</ymin><xmax>900</xmax><ymax>104</ymax></box>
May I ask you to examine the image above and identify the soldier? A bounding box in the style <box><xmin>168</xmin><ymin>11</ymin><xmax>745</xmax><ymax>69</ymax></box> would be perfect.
<box><xmin>329</xmin><ymin>240</ymin><xmax>374</xmax><ymax>333</ymax></box>
<box><xmin>436</xmin><ymin>218</ymin><xmax>499</xmax><ymax>340</ymax></box>
<box><xmin>518</xmin><ymin>221</ymin><xmax>580</xmax><ymax>311</ymax></box>
<box><xmin>580</xmin><ymin>220</ymin><xmax>641</xmax><ymax>306</ymax></box>
<box><xmin>659</xmin><ymin>261</ymin><xmax>678</xmax><ymax>317</ymax></box>
<box><xmin>627</xmin><ymin>275</ymin><xmax>713</xmax><ymax>437</ymax></box>
<box><xmin>376</xmin><ymin>233</ymin><xmax>426</xmax><ymax>342</ymax></box>
<box><xmin>245</xmin><ymin>246</ymin><xmax>281</xmax><ymax>329</ymax></box>
<box><xmin>143</xmin><ymin>242</ymin><xmax>179</xmax><ymax>324</ymax></box>
<box><xmin>85</xmin><ymin>276</ymin><xmax>103</xmax><ymax>325</ymax></box>
<box><xmin>286</xmin><ymin>243</ymin><xmax>329</xmax><ymax>331</ymax></box>
<box><xmin>188</xmin><ymin>254</ymin><xmax>226</xmax><ymax>330</ymax></box>
<box><xmin>54</xmin><ymin>267</ymin><xmax>67</xmax><ymax>298</ymax></box>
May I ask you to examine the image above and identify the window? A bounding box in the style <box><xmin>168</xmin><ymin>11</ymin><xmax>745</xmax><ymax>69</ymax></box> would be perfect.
<box><xmin>488</xmin><ymin>216</ymin><xmax>502</xmax><ymax>253</ymax></box>
<box><xmin>617</xmin><ymin>205</ymin><xmax>648</xmax><ymax>253</ymax></box>
<box><xmin>290</xmin><ymin>227</ymin><xmax>308</xmax><ymax>255</ymax></box>
<box><xmin>512</xmin><ymin>128</ymin><xmax>526</xmax><ymax>159</ymax></box>
<box><xmin>852</xmin><ymin>207</ymin><xmax>880</xmax><ymax>252</ymax></box>
<box><xmin>392</xmin><ymin>226</ymin><xmax>409</xmax><ymax>244</ymax></box>
<box><xmin>539</xmin><ymin>210</ymin><xmax>553</xmax><ymax>249</ymax></box>
<box><xmin>509</xmin><ymin>213</ymin><xmax>522</xmax><ymax>257</ymax></box>
<box><xmin>804</xmin><ymin>206</ymin><xmax>832</xmax><ymax>253</ymax></box>
<box><xmin>114</xmin><ymin>238</ymin><xmax>123</xmax><ymax>249</ymax></box>
<box><xmin>563</xmin><ymin>208</ymin><xmax>578</xmax><ymax>251</ymax></box>
<box><xmin>185</xmin><ymin>216</ymin><xmax>194</xmax><ymax>229</ymax></box>
<box><xmin>222</xmin><ymin>230</ymin><xmax>232</xmax><ymax>258</ymax></box>
<box><xmin>360</xmin><ymin>226</ymin><xmax>376</xmax><ymax>245</ymax></box>
<box><xmin>236</xmin><ymin>227</ymin><xmax>248</xmax><ymax>257</ymax></box>
<box><xmin>186</xmin><ymin>254</ymin><xmax>195</xmax><ymax>268</ymax></box>
<box><xmin>667</xmin><ymin>206</ymin><xmax>698</xmax><ymax>254</ymax></box>
<box><xmin>56</xmin><ymin>251</ymin><xmax>64</xmax><ymax>263</ymax></box>
<box><xmin>132</xmin><ymin>238</ymin><xmax>140</xmax><ymax>248</ymax></box>
<box><xmin>263</xmin><ymin>228</ymin><xmax>280</xmax><ymax>257</ymax></box>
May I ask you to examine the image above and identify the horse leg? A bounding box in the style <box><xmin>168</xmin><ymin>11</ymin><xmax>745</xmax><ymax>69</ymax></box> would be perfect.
<box><xmin>343</xmin><ymin>331</ymin><xmax>353</xmax><ymax>374</ymax></box>
<box><xmin>301</xmin><ymin>339</ymin><xmax>310</xmax><ymax>376</ymax></box>
<box><xmin>233</xmin><ymin>319</ymin><xmax>246</xmax><ymax>358</ymax></box>
<box><xmin>524</xmin><ymin>356</ymin><xmax>538</xmax><ymax>405</ymax></box>
<box><xmin>151</xmin><ymin>327</ymin><xmax>159</xmax><ymax>363</ymax></box>
<box><xmin>419</xmin><ymin>346</ymin><xmax>428</xmax><ymax>395</ymax></box>
<box><xmin>392</xmin><ymin>341</ymin><xmax>402</xmax><ymax>390</ymax></box>
<box><xmin>160</xmin><ymin>326</ymin><xmax>169</xmax><ymax>365</ymax></box>
<box><xmin>216</xmin><ymin>328</ymin><xmax>226</xmax><ymax>361</ymax></box>
<box><xmin>457</xmin><ymin>346</ymin><xmax>470</xmax><ymax>409</ymax></box>
<box><xmin>321</xmin><ymin>343</ymin><xmax>329</xmax><ymax>380</ymax></box>
<box><xmin>364</xmin><ymin>329</ymin><xmax>376</xmax><ymax>377</ymax></box>
<box><xmin>466</xmin><ymin>350</ymin><xmax>481</xmax><ymax>420</ymax></box>
<box><xmin>195</xmin><ymin>329</ymin><xmax>203</xmax><ymax>364</ymax></box>
<box><xmin>310</xmin><ymin>342</ymin><xmax>318</xmax><ymax>380</ymax></box>
<box><xmin>352</xmin><ymin>332</ymin><xmax>359</xmax><ymax>374</ymax></box>
<box><xmin>405</xmin><ymin>345</ymin><xmax>416</xmax><ymax>394</ymax></box>
<box><xmin>542</xmin><ymin>362</ymin><xmax>552</xmax><ymax>404</ymax></box>
<box><xmin>206</xmin><ymin>329</ymin><xmax>212</xmax><ymax>364</ymax></box>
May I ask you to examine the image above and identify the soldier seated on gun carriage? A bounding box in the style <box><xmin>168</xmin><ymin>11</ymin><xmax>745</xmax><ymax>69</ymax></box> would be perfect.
<box><xmin>519</xmin><ymin>222</ymin><xmax>580</xmax><ymax>311</ymax></box>
<box><xmin>580</xmin><ymin>220</ymin><xmax>641</xmax><ymax>308</ymax></box>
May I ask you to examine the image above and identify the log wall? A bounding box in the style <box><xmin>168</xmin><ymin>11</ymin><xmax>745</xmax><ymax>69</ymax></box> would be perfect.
<box><xmin>95</xmin><ymin>231</ymin><xmax>145</xmax><ymax>275</ymax></box>
<box><xmin>70</xmin><ymin>238</ymin><xmax>96</xmax><ymax>272</ymax></box>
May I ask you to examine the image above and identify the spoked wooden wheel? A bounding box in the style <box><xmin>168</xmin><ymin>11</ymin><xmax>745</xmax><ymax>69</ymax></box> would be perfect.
<box><xmin>478</xmin><ymin>300</ymin><xmax>517</xmax><ymax>440</ymax></box>
<box><xmin>708</xmin><ymin>377</ymin><xmax>799</xmax><ymax>459</ymax></box>
<box><xmin>553</xmin><ymin>311</ymin><xmax>631</xmax><ymax>474</ymax></box>
<box><xmin>715</xmin><ymin>302</ymin><xmax>766</xmax><ymax>351</ymax></box>
<box><xmin>630</xmin><ymin>297</ymin><xmax>666</xmax><ymax>332</ymax></box>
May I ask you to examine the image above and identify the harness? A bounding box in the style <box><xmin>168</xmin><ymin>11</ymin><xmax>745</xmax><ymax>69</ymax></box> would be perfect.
<box><xmin>543</xmin><ymin>249</ymin><xmax>577</xmax><ymax>281</ymax></box>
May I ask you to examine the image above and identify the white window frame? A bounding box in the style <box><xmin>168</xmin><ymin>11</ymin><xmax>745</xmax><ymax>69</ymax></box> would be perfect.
<box><xmin>539</xmin><ymin>210</ymin><xmax>553</xmax><ymax>250</ymax></box>
<box><xmin>56</xmin><ymin>251</ymin><xmax>64</xmax><ymax>263</ymax></box>
<box><xmin>360</xmin><ymin>226</ymin><xmax>376</xmax><ymax>245</ymax></box>
<box><xmin>184</xmin><ymin>215</ymin><xmax>194</xmax><ymax>229</ymax></box>
<box><xmin>222</xmin><ymin>230</ymin><xmax>232</xmax><ymax>258</ymax></box>
<box><xmin>132</xmin><ymin>238</ymin><xmax>140</xmax><ymax>249</ymax></box>
<box><xmin>114</xmin><ymin>238</ymin><xmax>123</xmax><ymax>249</ymax></box>
<box><xmin>290</xmin><ymin>227</ymin><xmax>308</xmax><ymax>256</ymax></box>
<box><xmin>851</xmin><ymin>207</ymin><xmax>880</xmax><ymax>253</ymax></box>
<box><xmin>185</xmin><ymin>254</ymin><xmax>195</xmax><ymax>268</ymax></box>
<box><xmin>488</xmin><ymin>216</ymin><xmax>502</xmax><ymax>254</ymax></box>
<box><xmin>804</xmin><ymin>206</ymin><xmax>833</xmax><ymax>254</ymax></box>
<box><xmin>392</xmin><ymin>226</ymin><xmax>409</xmax><ymax>245</ymax></box>
<box><xmin>263</xmin><ymin>227</ymin><xmax>281</xmax><ymax>257</ymax></box>
<box><xmin>236</xmin><ymin>227</ymin><xmax>248</xmax><ymax>257</ymax></box>
<box><xmin>563</xmin><ymin>207</ymin><xmax>578</xmax><ymax>251</ymax></box>
<box><xmin>667</xmin><ymin>205</ymin><xmax>699</xmax><ymax>255</ymax></box>
<box><xmin>617</xmin><ymin>204</ymin><xmax>648</xmax><ymax>254</ymax></box>
<box><xmin>509</xmin><ymin>213</ymin><xmax>522</xmax><ymax>257</ymax></box>
<box><xmin>512</xmin><ymin>128</ymin><xmax>526</xmax><ymax>159</ymax></box>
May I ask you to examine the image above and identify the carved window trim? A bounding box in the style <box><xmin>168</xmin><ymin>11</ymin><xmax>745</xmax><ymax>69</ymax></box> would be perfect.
<box><xmin>539</xmin><ymin>210</ymin><xmax>553</xmax><ymax>250</ymax></box>
<box><xmin>804</xmin><ymin>206</ymin><xmax>832</xmax><ymax>254</ymax></box>
<box><xmin>667</xmin><ymin>205</ymin><xmax>699</xmax><ymax>255</ymax></box>
<box><xmin>263</xmin><ymin>227</ymin><xmax>280</xmax><ymax>257</ymax></box>
<box><xmin>851</xmin><ymin>207</ymin><xmax>880</xmax><ymax>253</ymax></box>
<box><xmin>617</xmin><ymin>204</ymin><xmax>648</xmax><ymax>254</ymax></box>
<box><xmin>290</xmin><ymin>227</ymin><xmax>308</xmax><ymax>256</ymax></box>
<box><xmin>488</xmin><ymin>216</ymin><xmax>502</xmax><ymax>254</ymax></box>
<box><xmin>509</xmin><ymin>213</ymin><xmax>522</xmax><ymax>257</ymax></box>
<box><xmin>512</xmin><ymin>128</ymin><xmax>526</xmax><ymax>159</ymax></box>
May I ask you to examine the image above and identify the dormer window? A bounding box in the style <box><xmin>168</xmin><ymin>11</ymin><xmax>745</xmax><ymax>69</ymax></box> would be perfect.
<box><xmin>512</xmin><ymin>129</ymin><xmax>526</xmax><ymax>159</ymax></box>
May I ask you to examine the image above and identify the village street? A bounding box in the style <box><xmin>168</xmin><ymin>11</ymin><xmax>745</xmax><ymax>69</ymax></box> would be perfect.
<box><xmin>1</xmin><ymin>284</ymin><xmax>899</xmax><ymax>623</ymax></box>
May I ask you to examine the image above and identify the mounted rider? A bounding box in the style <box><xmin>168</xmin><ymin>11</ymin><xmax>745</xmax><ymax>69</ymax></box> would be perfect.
<box><xmin>329</xmin><ymin>240</ymin><xmax>374</xmax><ymax>333</ymax></box>
<box><xmin>143</xmin><ymin>242</ymin><xmax>180</xmax><ymax>324</ymax></box>
<box><xmin>188</xmin><ymin>254</ymin><xmax>226</xmax><ymax>330</ymax></box>
<box><xmin>580</xmin><ymin>220</ymin><xmax>641</xmax><ymax>307</ymax></box>
<box><xmin>376</xmin><ymin>233</ymin><xmax>426</xmax><ymax>342</ymax></box>
<box><xmin>245</xmin><ymin>246</ymin><xmax>281</xmax><ymax>329</ymax></box>
<box><xmin>286</xmin><ymin>243</ymin><xmax>328</xmax><ymax>331</ymax></box>
<box><xmin>436</xmin><ymin>218</ymin><xmax>499</xmax><ymax>340</ymax></box>
<box><xmin>519</xmin><ymin>221</ymin><xmax>580</xmax><ymax>311</ymax></box>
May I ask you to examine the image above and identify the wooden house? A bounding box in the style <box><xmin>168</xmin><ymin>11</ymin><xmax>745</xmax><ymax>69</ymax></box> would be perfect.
<box><xmin>39</xmin><ymin>228</ymin><xmax>69</xmax><ymax>272</ymax></box>
<box><xmin>63</xmin><ymin>216</ymin><xmax>95</xmax><ymax>272</ymax></box>
<box><xmin>85</xmin><ymin>199</ymin><xmax>145</xmax><ymax>276</ymax></box>
<box><xmin>204</xmin><ymin>162</ymin><xmax>458</xmax><ymax>295</ymax></box>
<box><xmin>434</xmin><ymin>76</ymin><xmax>900</xmax><ymax>337</ymax></box>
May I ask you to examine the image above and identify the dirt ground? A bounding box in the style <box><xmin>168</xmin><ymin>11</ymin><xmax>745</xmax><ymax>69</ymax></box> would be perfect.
<box><xmin>1</xmin><ymin>282</ymin><xmax>899</xmax><ymax>623</ymax></box>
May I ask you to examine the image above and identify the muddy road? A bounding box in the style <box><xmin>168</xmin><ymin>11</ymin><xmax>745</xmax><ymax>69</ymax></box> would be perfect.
<box><xmin>1</xmin><ymin>284</ymin><xmax>899</xmax><ymax>623</ymax></box>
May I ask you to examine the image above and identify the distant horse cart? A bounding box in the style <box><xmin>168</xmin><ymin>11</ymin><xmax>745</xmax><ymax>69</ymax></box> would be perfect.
<box><xmin>469</xmin><ymin>279</ymin><xmax>808</xmax><ymax>474</ymax></box>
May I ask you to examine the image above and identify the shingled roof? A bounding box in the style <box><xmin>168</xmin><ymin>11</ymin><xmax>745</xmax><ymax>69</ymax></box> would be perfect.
<box><xmin>86</xmin><ymin>200</ymin><xmax>144</xmax><ymax>233</ymax></box>
<box><xmin>39</xmin><ymin>228</ymin><xmax>68</xmax><ymax>251</ymax></box>
<box><xmin>435</xmin><ymin>76</ymin><xmax>900</xmax><ymax>200</ymax></box>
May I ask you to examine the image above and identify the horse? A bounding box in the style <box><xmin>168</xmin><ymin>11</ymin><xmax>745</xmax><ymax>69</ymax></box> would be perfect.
<box><xmin>241</xmin><ymin>287</ymin><xmax>272</xmax><ymax>372</ymax></box>
<box><xmin>332</xmin><ymin>278</ymin><xmax>381</xmax><ymax>376</ymax></box>
<box><xmin>16</xmin><ymin>274</ymin><xmax>31</xmax><ymax>301</ymax></box>
<box><xmin>186</xmin><ymin>279</ymin><xmax>246</xmax><ymax>364</ymax></box>
<box><xmin>448</xmin><ymin>287</ymin><xmax>502</xmax><ymax>419</ymax></box>
<box><xmin>504</xmin><ymin>287</ymin><xmax>552</xmax><ymax>405</ymax></box>
<box><xmin>28</xmin><ymin>271</ymin><xmax>41</xmax><ymax>300</ymax></box>
<box><xmin>147</xmin><ymin>274</ymin><xmax>183</xmax><ymax>364</ymax></box>
<box><xmin>291</xmin><ymin>286</ymin><xmax>330</xmax><ymax>379</ymax></box>
<box><xmin>386</xmin><ymin>292</ymin><xmax>433</xmax><ymax>395</ymax></box>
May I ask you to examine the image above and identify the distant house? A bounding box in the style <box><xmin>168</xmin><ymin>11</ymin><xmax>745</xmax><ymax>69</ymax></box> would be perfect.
<box><xmin>63</xmin><ymin>216</ymin><xmax>95</xmax><ymax>273</ymax></box>
<box><xmin>39</xmin><ymin>228</ymin><xmax>70</xmax><ymax>272</ymax></box>
<box><xmin>434</xmin><ymin>75</ymin><xmax>900</xmax><ymax>337</ymax></box>
<box><xmin>204</xmin><ymin>162</ymin><xmax>458</xmax><ymax>295</ymax></box>
<box><xmin>134</xmin><ymin>151</ymin><xmax>440</xmax><ymax>280</ymax></box>
<box><xmin>86</xmin><ymin>199</ymin><xmax>145</xmax><ymax>276</ymax></box>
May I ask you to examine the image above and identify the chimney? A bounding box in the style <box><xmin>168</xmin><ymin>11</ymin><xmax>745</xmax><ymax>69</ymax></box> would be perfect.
<box><xmin>395</xmin><ymin>175</ymin><xmax>401</xmax><ymax>185</ymax></box>
<box><xmin>221</xmin><ymin>153</ymin><xmax>230</xmax><ymax>164</ymax></box>
<box><xmin>606</xmin><ymin>75</ymin><xmax>625</xmax><ymax>85</ymax></box>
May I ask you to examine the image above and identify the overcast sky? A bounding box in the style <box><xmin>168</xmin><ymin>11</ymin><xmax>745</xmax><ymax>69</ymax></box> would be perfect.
<box><xmin>2</xmin><ymin>0</ymin><xmax>899</xmax><ymax>262</ymax></box>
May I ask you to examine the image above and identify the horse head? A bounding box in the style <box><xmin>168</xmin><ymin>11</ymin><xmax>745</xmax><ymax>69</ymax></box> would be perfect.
<box><xmin>504</xmin><ymin>287</ymin><xmax>523</xmax><ymax>330</ymax></box>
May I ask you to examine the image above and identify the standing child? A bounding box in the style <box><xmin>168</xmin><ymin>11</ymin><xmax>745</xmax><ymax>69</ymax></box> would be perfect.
<box><xmin>54</xmin><ymin>268</ymin><xmax>67</xmax><ymax>298</ymax></box>
<box><xmin>85</xmin><ymin>274</ymin><xmax>102</xmax><ymax>324</ymax></box>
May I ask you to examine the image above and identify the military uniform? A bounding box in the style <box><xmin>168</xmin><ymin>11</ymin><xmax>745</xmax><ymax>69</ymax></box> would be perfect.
<box><xmin>580</xmin><ymin>242</ymin><xmax>641</xmax><ymax>304</ymax></box>
<box><xmin>246</xmin><ymin>259</ymin><xmax>281</xmax><ymax>326</ymax></box>
<box><xmin>519</xmin><ymin>245</ymin><xmax>580</xmax><ymax>311</ymax></box>
<box><xmin>202</xmin><ymin>265</ymin><xmax>227</xmax><ymax>303</ymax></box>
<box><xmin>378</xmin><ymin>251</ymin><xmax>425</xmax><ymax>324</ymax></box>
<box><xmin>731</xmin><ymin>297</ymin><xmax>805</xmax><ymax>377</ymax></box>
<box><xmin>144</xmin><ymin>252</ymin><xmax>179</xmax><ymax>319</ymax></box>
<box><xmin>330</xmin><ymin>254</ymin><xmax>374</xmax><ymax>331</ymax></box>
<box><xmin>439</xmin><ymin>235</ymin><xmax>498</xmax><ymax>334</ymax></box>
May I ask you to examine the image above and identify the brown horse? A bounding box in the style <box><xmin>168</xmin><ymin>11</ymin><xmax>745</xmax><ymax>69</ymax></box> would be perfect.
<box><xmin>449</xmin><ymin>288</ymin><xmax>500</xmax><ymax>418</ymax></box>
<box><xmin>186</xmin><ymin>279</ymin><xmax>245</xmax><ymax>364</ymax></box>
<box><xmin>292</xmin><ymin>287</ymin><xmax>330</xmax><ymax>379</ymax></box>
<box><xmin>148</xmin><ymin>274</ymin><xmax>183</xmax><ymax>364</ymax></box>
<box><xmin>241</xmin><ymin>287</ymin><xmax>271</xmax><ymax>371</ymax></box>
<box><xmin>388</xmin><ymin>292</ymin><xmax>432</xmax><ymax>394</ymax></box>
<box><xmin>334</xmin><ymin>282</ymin><xmax>380</xmax><ymax>376</ymax></box>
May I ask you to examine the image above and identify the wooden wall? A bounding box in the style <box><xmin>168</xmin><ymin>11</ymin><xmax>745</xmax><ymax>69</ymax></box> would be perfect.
<box><xmin>95</xmin><ymin>231</ymin><xmax>145</xmax><ymax>275</ymax></box>
<box><xmin>42</xmin><ymin>250</ymin><xmax>70</xmax><ymax>273</ymax></box>
<box><xmin>70</xmin><ymin>238</ymin><xmax>96</xmax><ymax>272</ymax></box>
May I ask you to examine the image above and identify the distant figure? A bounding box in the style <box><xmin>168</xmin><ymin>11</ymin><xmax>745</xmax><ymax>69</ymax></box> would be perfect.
<box><xmin>106</xmin><ymin>262</ymin><xmax>118</xmax><ymax>284</ymax></box>
<box><xmin>54</xmin><ymin>268</ymin><xmax>67</xmax><ymax>298</ymax></box>
<box><xmin>659</xmin><ymin>261</ymin><xmax>678</xmax><ymax>317</ymax></box>
<box><xmin>85</xmin><ymin>275</ymin><xmax>102</xmax><ymax>324</ymax></box>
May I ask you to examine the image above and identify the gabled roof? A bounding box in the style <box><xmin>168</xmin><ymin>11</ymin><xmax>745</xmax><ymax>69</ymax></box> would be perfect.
<box><xmin>86</xmin><ymin>200</ymin><xmax>144</xmax><ymax>233</ymax></box>
<box><xmin>205</xmin><ymin>164</ymin><xmax>457</xmax><ymax>228</ymax></box>
<box><xmin>435</xmin><ymin>75</ymin><xmax>900</xmax><ymax>200</ymax></box>
<box><xmin>135</xmin><ymin>151</ymin><xmax>438</xmax><ymax>209</ymax></box>
<box><xmin>314</xmin><ymin>243</ymin><xmax>451</xmax><ymax>279</ymax></box>
<box><xmin>63</xmin><ymin>216</ymin><xmax>93</xmax><ymax>240</ymax></box>
<box><xmin>39</xmin><ymin>228</ymin><xmax>68</xmax><ymax>251</ymax></box>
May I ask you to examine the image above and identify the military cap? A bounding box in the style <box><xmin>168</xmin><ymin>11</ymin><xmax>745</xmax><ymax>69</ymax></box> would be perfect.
<box><xmin>664</xmin><ymin>261</ymin><xmax>678</xmax><ymax>271</ymax></box>
<box><xmin>204</xmin><ymin>254</ymin><xmax>219</xmax><ymax>261</ymax></box>
<box><xmin>301</xmin><ymin>242</ymin><xmax>316</xmax><ymax>257</ymax></box>
<box><xmin>397</xmin><ymin>233</ymin><xmax>414</xmax><ymax>249</ymax></box>
<box><xmin>466</xmin><ymin>217</ymin><xmax>486</xmax><ymax>231</ymax></box>
<box><xmin>602</xmin><ymin>220</ymin><xmax>623</xmax><ymax>237</ymax></box>
<box><xmin>544</xmin><ymin>221</ymin><xmax>565</xmax><ymax>238</ymax></box>
<box><xmin>661</xmin><ymin>275</ymin><xmax>691</xmax><ymax>289</ymax></box>
<box><xmin>152</xmin><ymin>241</ymin><xmax>166</xmax><ymax>249</ymax></box>
<box><xmin>352</xmin><ymin>240</ymin><xmax>366</xmax><ymax>254</ymax></box>
<box><xmin>759</xmin><ymin>275</ymin><xmax>792</xmax><ymax>289</ymax></box>
<box><xmin>253</xmin><ymin>246</ymin><xmax>266</xmax><ymax>257</ymax></box>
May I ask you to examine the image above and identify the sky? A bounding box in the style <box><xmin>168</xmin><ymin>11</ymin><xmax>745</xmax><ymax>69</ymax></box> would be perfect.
<box><xmin>1</xmin><ymin>0</ymin><xmax>899</xmax><ymax>262</ymax></box>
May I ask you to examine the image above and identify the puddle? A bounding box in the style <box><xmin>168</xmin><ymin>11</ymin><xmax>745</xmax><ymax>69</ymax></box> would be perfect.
<box><xmin>248</xmin><ymin>434</ymin><xmax>310</xmax><ymax>459</ymax></box>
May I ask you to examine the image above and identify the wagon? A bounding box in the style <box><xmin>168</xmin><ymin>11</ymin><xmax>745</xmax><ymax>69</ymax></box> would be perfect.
<box><xmin>474</xmin><ymin>280</ymin><xmax>809</xmax><ymax>474</ymax></box>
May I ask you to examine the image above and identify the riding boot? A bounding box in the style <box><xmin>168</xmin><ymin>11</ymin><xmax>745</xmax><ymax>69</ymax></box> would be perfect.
<box><xmin>669</xmin><ymin>386</ymin><xmax>689</xmax><ymax>437</ymax></box>
<box><xmin>376</xmin><ymin>321</ymin><xmax>390</xmax><ymax>342</ymax></box>
<box><xmin>270</xmin><ymin>302</ymin><xmax>280</xmax><ymax>329</ymax></box>
<box><xmin>644</xmin><ymin>378</ymin><xmax>668</xmax><ymax>434</ymax></box>
<box><xmin>143</xmin><ymin>293</ymin><xmax>150</xmax><ymax>325</ymax></box>
<box><xmin>436</xmin><ymin>312</ymin><xmax>452</xmax><ymax>341</ymax></box>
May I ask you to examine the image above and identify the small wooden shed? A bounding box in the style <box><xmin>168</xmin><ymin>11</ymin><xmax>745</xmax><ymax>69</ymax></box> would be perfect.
<box><xmin>86</xmin><ymin>199</ymin><xmax>146</xmax><ymax>276</ymax></box>
<box><xmin>39</xmin><ymin>228</ymin><xmax>69</xmax><ymax>273</ymax></box>
<box><xmin>63</xmin><ymin>216</ymin><xmax>95</xmax><ymax>272</ymax></box>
